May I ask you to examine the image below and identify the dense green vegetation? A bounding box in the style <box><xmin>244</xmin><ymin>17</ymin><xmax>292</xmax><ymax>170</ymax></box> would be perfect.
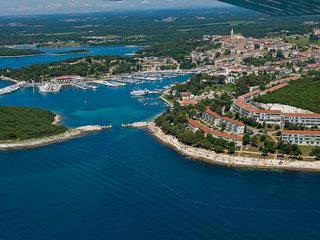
<box><xmin>54</xmin><ymin>49</ymin><xmax>90</xmax><ymax>55</ymax></box>
<box><xmin>172</xmin><ymin>74</ymin><xmax>226</xmax><ymax>95</ymax></box>
<box><xmin>243</xmin><ymin>50</ymin><xmax>285</xmax><ymax>66</ymax></box>
<box><xmin>0</xmin><ymin>55</ymin><xmax>141</xmax><ymax>82</ymax></box>
<box><xmin>0</xmin><ymin>106</ymin><xmax>68</xmax><ymax>141</ymax></box>
<box><xmin>0</xmin><ymin>47</ymin><xmax>44</xmax><ymax>57</ymax></box>
<box><xmin>155</xmin><ymin>108</ymin><xmax>236</xmax><ymax>154</ymax></box>
<box><xmin>255</xmin><ymin>73</ymin><xmax>320</xmax><ymax>113</ymax></box>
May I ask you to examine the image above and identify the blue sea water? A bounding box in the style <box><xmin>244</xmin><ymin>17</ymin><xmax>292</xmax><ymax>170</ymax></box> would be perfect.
<box><xmin>1</xmin><ymin>47</ymin><xmax>320</xmax><ymax>239</ymax></box>
<box><xmin>0</xmin><ymin>46</ymin><xmax>141</xmax><ymax>69</ymax></box>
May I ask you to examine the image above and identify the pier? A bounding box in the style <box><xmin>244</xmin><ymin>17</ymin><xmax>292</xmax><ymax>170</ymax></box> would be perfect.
<box><xmin>122</xmin><ymin>122</ymin><xmax>151</xmax><ymax>128</ymax></box>
<box><xmin>0</xmin><ymin>82</ymin><xmax>27</xmax><ymax>95</ymax></box>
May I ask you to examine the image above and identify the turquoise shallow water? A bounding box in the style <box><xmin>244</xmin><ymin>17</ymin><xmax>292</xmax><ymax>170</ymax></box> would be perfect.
<box><xmin>1</xmin><ymin>48</ymin><xmax>320</xmax><ymax>239</ymax></box>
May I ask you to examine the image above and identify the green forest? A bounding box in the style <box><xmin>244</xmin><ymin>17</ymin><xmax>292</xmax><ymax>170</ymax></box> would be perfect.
<box><xmin>0</xmin><ymin>55</ymin><xmax>141</xmax><ymax>82</ymax></box>
<box><xmin>0</xmin><ymin>106</ymin><xmax>68</xmax><ymax>141</ymax></box>
<box><xmin>255</xmin><ymin>73</ymin><xmax>320</xmax><ymax>113</ymax></box>
<box><xmin>0</xmin><ymin>48</ymin><xmax>44</xmax><ymax>57</ymax></box>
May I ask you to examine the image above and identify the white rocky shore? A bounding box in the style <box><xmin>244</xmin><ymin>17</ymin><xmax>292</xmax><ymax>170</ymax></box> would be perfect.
<box><xmin>147</xmin><ymin>123</ymin><xmax>320</xmax><ymax>173</ymax></box>
<box><xmin>255</xmin><ymin>103</ymin><xmax>313</xmax><ymax>114</ymax></box>
<box><xmin>0</xmin><ymin>125</ymin><xmax>111</xmax><ymax>151</ymax></box>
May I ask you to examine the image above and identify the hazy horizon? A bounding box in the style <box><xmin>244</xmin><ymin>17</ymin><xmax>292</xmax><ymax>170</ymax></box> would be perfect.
<box><xmin>0</xmin><ymin>0</ymin><xmax>232</xmax><ymax>16</ymax></box>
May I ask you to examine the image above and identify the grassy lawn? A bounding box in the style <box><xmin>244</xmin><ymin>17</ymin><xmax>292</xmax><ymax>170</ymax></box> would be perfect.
<box><xmin>201</xmin><ymin>83</ymin><xmax>236</xmax><ymax>94</ymax></box>
<box><xmin>0</xmin><ymin>106</ymin><xmax>68</xmax><ymax>141</ymax></box>
<box><xmin>285</xmin><ymin>35</ymin><xmax>311</xmax><ymax>48</ymax></box>
<box><xmin>255</xmin><ymin>77</ymin><xmax>320</xmax><ymax>113</ymax></box>
<box><xmin>285</xmin><ymin>35</ymin><xmax>320</xmax><ymax>48</ymax></box>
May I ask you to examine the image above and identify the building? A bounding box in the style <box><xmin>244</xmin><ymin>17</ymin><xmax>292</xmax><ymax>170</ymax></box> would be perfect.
<box><xmin>282</xmin><ymin>130</ymin><xmax>320</xmax><ymax>146</ymax></box>
<box><xmin>54</xmin><ymin>75</ymin><xmax>83</xmax><ymax>83</ymax></box>
<box><xmin>221</xmin><ymin>116</ymin><xmax>245</xmax><ymax>134</ymax></box>
<box><xmin>202</xmin><ymin>108</ymin><xmax>221</xmax><ymax>126</ymax></box>
<box><xmin>283</xmin><ymin>113</ymin><xmax>320</xmax><ymax>128</ymax></box>
<box><xmin>254</xmin><ymin>110</ymin><xmax>282</xmax><ymax>125</ymax></box>
<box><xmin>202</xmin><ymin>108</ymin><xmax>245</xmax><ymax>134</ymax></box>
<box><xmin>188</xmin><ymin>118</ymin><xmax>243</xmax><ymax>146</ymax></box>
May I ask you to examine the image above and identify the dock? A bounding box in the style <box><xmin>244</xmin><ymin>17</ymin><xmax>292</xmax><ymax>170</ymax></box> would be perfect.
<box><xmin>122</xmin><ymin>122</ymin><xmax>151</xmax><ymax>128</ymax></box>
<box><xmin>0</xmin><ymin>82</ymin><xmax>27</xmax><ymax>95</ymax></box>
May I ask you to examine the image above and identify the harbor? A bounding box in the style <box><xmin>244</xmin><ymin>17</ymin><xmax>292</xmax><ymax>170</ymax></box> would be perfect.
<box><xmin>0</xmin><ymin>70</ymin><xmax>187</xmax><ymax>94</ymax></box>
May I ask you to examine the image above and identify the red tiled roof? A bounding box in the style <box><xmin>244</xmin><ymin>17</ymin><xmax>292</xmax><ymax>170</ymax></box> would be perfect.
<box><xmin>260</xmin><ymin>82</ymin><xmax>288</xmax><ymax>95</ymax></box>
<box><xmin>284</xmin><ymin>113</ymin><xmax>320</xmax><ymax>118</ymax></box>
<box><xmin>282</xmin><ymin>130</ymin><xmax>320</xmax><ymax>135</ymax></box>
<box><xmin>240</xmin><ymin>89</ymin><xmax>261</xmax><ymax>99</ymax></box>
<box><xmin>223</xmin><ymin>116</ymin><xmax>245</xmax><ymax>126</ymax></box>
<box><xmin>213</xmin><ymin>131</ymin><xmax>243</xmax><ymax>141</ymax></box>
<box><xmin>234</xmin><ymin>98</ymin><xmax>258</xmax><ymax>112</ymax></box>
<box><xmin>180</xmin><ymin>99</ymin><xmax>198</xmax><ymax>106</ymax></box>
<box><xmin>205</xmin><ymin>107</ymin><xmax>221</xmax><ymax>119</ymax></box>
<box><xmin>256</xmin><ymin>109</ymin><xmax>282</xmax><ymax>114</ymax></box>
<box><xmin>234</xmin><ymin>99</ymin><xmax>281</xmax><ymax>115</ymax></box>
<box><xmin>188</xmin><ymin>119</ymin><xmax>213</xmax><ymax>134</ymax></box>
<box><xmin>188</xmin><ymin>119</ymin><xmax>242</xmax><ymax>141</ymax></box>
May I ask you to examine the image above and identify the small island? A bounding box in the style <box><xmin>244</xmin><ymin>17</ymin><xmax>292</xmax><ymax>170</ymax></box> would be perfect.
<box><xmin>0</xmin><ymin>47</ymin><xmax>44</xmax><ymax>57</ymax></box>
<box><xmin>53</xmin><ymin>49</ymin><xmax>90</xmax><ymax>55</ymax></box>
<box><xmin>0</xmin><ymin>106</ymin><xmax>110</xmax><ymax>150</ymax></box>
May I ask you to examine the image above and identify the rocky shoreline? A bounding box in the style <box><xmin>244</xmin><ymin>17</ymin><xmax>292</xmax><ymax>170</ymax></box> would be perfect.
<box><xmin>147</xmin><ymin>123</ymin><xmax>320</xmax><ymax>173</ymax></box>
<box><xmin>0</xmin><ymin>125</ymin><xmax>110</xmax><ymax>151</ymax></box>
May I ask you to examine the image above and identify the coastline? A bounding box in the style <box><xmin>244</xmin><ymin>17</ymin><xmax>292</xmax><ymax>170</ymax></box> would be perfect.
<box><xmin>147</xmin><ymin>122</ymin><xmax>320</xmax><ymax>173</ymax></box>
<box><xmin>0</xmin><ymin>125</ymin><xmax>110</xmax><ymax>151</ymax></box>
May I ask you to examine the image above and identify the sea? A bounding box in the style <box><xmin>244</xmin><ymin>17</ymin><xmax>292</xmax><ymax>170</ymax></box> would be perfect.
<box><xmin>0</xmin><ymin>46</ymin><xmax>320</xmax><ymax>240</ymax></box>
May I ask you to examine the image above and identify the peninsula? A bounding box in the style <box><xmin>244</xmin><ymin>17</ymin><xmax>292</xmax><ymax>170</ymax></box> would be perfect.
<box><xmin>0</xmin><ymin>106</ymin><xmax>110</xmax><ymax>150</ymax></box>
<box><xmin>0</xmin><ymin>47</ymin><xmax>44</xmax><ymax>57</ymax></box>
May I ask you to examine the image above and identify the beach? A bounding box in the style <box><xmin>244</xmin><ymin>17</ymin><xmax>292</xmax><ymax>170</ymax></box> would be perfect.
<box><xmin>147</xmin><ymin>122</ymin><xmax>320</xmax><ymax>172</ymax></box>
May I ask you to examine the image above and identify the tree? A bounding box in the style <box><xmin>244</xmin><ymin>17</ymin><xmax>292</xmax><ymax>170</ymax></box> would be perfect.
<box><xmin>228</xmin><ymin>143</ymin><xmax>236</xmax><ymax>154</ymax></box>
<box><xmin>310</xmin><ymin>147</ymin><xmax>320</xmax><ymax>160</ymax></box>
<box><xmin>243</xmin><ymin>134</ymin><xmax>251</xmax><ymax>145</ymax></box>
<box><xmin>291</xmin><ymin>144</ymin><xmax>302</xmax><ymax>159</ymax></box>
<box><xmin>251</xmin><ymin>135</ymin><xmax>260</xmax><ymax>147</ymax></box>
<box><xmin>277</xmin><ymin>141</ymin><xmax>286</xmax><ymax>156</ymax></box>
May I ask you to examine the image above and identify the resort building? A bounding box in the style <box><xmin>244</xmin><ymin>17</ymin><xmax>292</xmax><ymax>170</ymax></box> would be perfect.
<box><xmin>220</xmin><ymin>116</ymin><xmax>245</xmax><ymax>135</ymax></box>
<box><xmin>202</xmin><ymin>108</ymin><xmax>245</xmax><ymax>134</ymax></box>
<box><xmin>254</xmin><ymin>110</ymin><xmax>282</xmax><ymax>125</ymax></box>
<box><xmin>282</xmin><ymin>130</ymin><xmax>320</xmax><ymax>146</ymax></box>
<box><xmin>202</xmin><ymin>108</ymin><xmax>221</xmax><ymax>126</ymax></box>
<box><xmin>54</xmin><ymin>75</ymin><xmax>83</xmax><ymax>83</ymax></box>
<box><xmin>232</xmin><ymin>99</ymin><xmax>282</xmax><ymax>125</ymax></box>
<box><xmin>283</xmin><ymin>113</ymin><xmax>320</xmax><ymax>128</ymax></box>
<box><xmin>188</xmin><ymin>118</ymin><xmax>243</xmax><ymax>146</ymax></box>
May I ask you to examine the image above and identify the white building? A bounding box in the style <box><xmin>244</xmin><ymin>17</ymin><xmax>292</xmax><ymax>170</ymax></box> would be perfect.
<box><xmin>283</xmin><ymin>113</ymin><xmax>320</xmax><ymax>128</ymax></box>
<box><xmin>282</xmin><ymin>130</ymin><xmax>320</xmax><ymax>146</ymax></box>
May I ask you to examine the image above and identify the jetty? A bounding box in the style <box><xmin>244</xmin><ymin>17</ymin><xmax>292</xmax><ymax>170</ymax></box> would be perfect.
<box><xmin>0</xmin><ymin>82</ymin><xmax>27</xmax><ymax>95</ymax></box>
<box><xmin>122</xmin><ymin>122</ymin><xmax>151</xmax><ymax>128</ymax></box>
<box><xmin>130</xmin><ymin>89</ymin><xmax>163</xmax><ymax>96</ymax></box>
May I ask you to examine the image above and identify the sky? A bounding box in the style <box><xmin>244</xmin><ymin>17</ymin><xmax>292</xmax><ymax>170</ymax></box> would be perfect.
<box><xmin>0</xmin><ymin>0</ymin><xmax>231</xmax><ymax>16</ymax></box>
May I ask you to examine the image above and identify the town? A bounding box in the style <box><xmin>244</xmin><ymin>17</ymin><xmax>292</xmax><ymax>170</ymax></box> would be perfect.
<box><xmin>155</xmin><ymin>29</ymin><xmax>320</xmax><ymax>160</ymax></box>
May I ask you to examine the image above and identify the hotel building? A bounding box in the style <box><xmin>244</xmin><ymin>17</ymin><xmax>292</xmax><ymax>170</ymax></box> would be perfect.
<box><xmin>282</xmin><ymin>130</ymin><xmax>320</xmax><ymax>146</ymax></box>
